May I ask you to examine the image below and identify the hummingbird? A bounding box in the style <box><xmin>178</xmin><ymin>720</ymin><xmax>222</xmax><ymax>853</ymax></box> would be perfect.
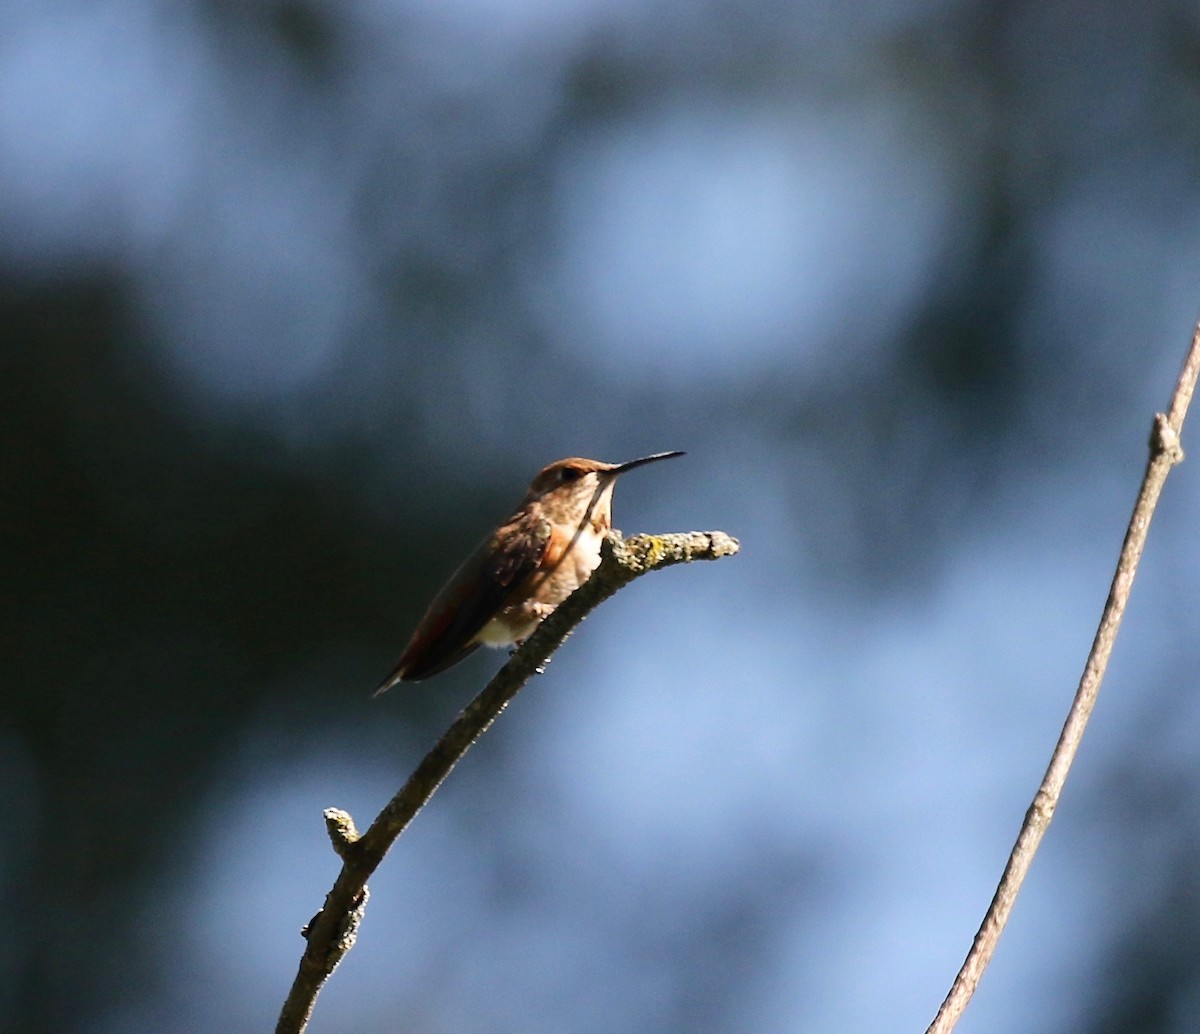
<box><xmin>374</xmin><ymin>451</ymin><xmax>684</xmax><ymax>692</ymax></box>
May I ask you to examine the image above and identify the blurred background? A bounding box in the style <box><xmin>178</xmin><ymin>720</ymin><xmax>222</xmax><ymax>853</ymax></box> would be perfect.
<box><xmin>4</xmin><ymin>0</ymin><xmax>1200</xmax><ymax>1031</ymax></box>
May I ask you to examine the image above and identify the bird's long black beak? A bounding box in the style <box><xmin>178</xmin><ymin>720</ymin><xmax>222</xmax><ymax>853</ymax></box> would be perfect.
<box><xmin>608</xmin><ymin>450</ymin><xmax>686</xmax><ymax>477</ymax></box>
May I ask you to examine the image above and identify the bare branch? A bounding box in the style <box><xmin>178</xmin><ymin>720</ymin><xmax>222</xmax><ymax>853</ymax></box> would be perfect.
<box><xmin>925</xmin><ymin>323</ymin><xmax>1200</xmax><ymax>1034</ymax></box>
<box><xmin>276</xmin><ymin>530</ymin><xmax>740</xmax><ymax>1034</ymax></box>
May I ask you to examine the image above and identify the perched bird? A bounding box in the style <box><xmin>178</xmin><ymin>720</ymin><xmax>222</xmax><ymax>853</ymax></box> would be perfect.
<box><xmin>374</xmin><ymin>451</ymin><xmax>684</xmax><ymax>691</ymax></box>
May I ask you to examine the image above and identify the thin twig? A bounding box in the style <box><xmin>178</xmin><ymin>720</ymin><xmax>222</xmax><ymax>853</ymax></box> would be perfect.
<box><xmin>926</xmin><ymin>323</ymin><xmax>1200</xmax><ymax>1034</ymax></box>
<box><xmin>276</xmin><ymin>530</ymin><xmax>739</xmax><ymax>1034</ymax></box>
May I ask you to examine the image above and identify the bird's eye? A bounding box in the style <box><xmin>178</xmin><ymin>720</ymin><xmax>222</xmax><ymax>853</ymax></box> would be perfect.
<box><xmin>559</xmin><ymin>466</ymin><xmax>583</xmax><ymax>482</ymax></box>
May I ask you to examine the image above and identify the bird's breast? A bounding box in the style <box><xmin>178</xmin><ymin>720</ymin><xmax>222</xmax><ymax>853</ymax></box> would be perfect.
<box><xmin>478</xmin><ymin>521</ymin><xmax>606</xmax><ymax>645</ymax></box>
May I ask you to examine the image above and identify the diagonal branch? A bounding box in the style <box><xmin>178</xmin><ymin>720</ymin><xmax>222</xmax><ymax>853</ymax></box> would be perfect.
<box><xmin>925</xmin><ymin>323</ymin><xmax>1200</xmax><ymax>1034</ymax></box>
<box><xmin>276</xmin><ymin>529</ymin><xmax>740</xmax><ymax>1034</ymax></box>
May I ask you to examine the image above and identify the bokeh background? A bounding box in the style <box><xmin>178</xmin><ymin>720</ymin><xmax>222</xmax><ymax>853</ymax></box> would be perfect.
<box><xmin>5</xmin><ymin>1</ymin><xmax>1200</xmax><ymax>1031</ymax></box>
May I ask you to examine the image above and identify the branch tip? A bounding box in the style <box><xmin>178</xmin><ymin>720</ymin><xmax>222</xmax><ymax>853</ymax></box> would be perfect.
<box><xmin>323</xmin><ymin>808</ymin><xmax>360</xmax><ymax>857</ymax></box>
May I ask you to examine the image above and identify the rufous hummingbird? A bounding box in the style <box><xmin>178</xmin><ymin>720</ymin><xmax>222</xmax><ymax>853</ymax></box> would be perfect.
<box><xmin>374</xmin><ymin>451</ymin><xmax>684</xmax><ymax>692</ymax></box>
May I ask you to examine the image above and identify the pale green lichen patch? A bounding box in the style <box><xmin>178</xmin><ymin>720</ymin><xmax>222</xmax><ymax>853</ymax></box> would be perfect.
<box><xmin>638</xmin><ymin>535</ymin><xmax>669</xmax><ymax>570</ymax></box>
